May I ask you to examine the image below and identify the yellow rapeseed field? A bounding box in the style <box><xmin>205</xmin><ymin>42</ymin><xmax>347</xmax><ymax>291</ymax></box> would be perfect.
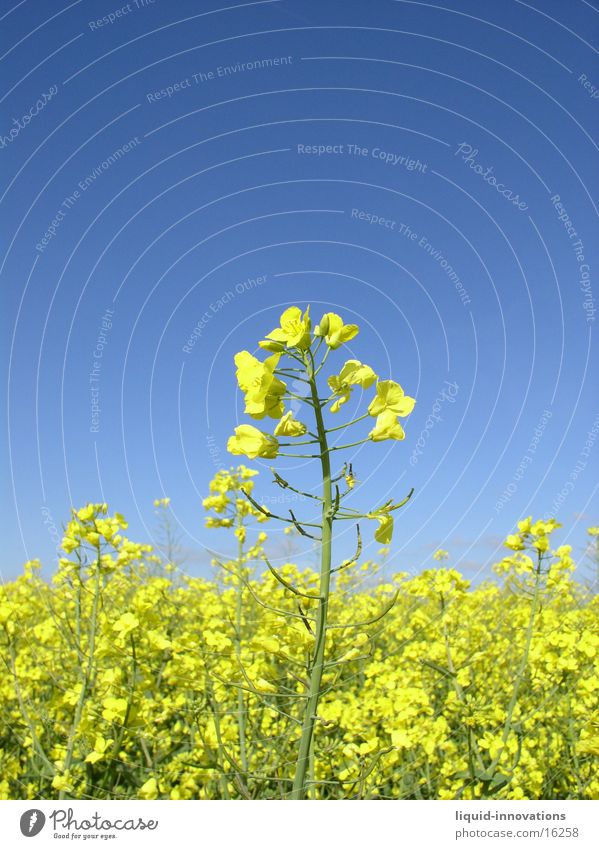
<box><xmin>2</xmin><ymin>307</ymin><xmax>597</xmax><ymax>800</ymax></box>
<box><xmin>0</xmin><ymin>486</ymin><xmax>597</xmax><ymax>800</ymax></box>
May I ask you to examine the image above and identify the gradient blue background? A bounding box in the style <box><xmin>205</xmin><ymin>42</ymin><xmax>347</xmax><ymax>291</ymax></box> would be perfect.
<box><xmin>1</xmin><ymin>0</ymin><xmax>597</xmax><ymax>580</ymax></box>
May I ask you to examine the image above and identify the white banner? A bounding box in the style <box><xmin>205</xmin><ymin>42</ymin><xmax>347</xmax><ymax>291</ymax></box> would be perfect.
<box><xmin>0</xmin><ymin>800</ymin><xmax>597</xmax><ymax>848</ymax></box>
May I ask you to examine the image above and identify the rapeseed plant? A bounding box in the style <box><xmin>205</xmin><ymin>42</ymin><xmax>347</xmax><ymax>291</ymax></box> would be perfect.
<box><xmin>226</xmin><ymin>306</ymin><xmax>415</xmax><ymax>798</ymax></box>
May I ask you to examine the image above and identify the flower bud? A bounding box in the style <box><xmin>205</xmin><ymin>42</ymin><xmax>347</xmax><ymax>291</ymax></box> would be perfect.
<box><xmin>315</xmin><ymin>313</ymin><xmax>330</xmax><ymax>336</ymax></box>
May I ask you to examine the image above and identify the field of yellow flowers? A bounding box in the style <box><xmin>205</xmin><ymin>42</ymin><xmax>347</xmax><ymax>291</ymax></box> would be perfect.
<box><xmin>1</xmin><ymin>307</ymin><xmax>597</xmax><ymax>801</ymax></box>
<box><xmin>0</xmin><ymin>480</ymin><xmax>597</xmax><ymax>801</ymax></box>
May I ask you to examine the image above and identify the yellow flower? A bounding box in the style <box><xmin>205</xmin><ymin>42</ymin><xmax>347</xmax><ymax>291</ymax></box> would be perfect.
<box><xmin>51</xmin><ymin>772</ymin><xmax>73</xmax><ymax>792</ymax></box>
<box><xmin>77</xmin><ymin>504</ymin><xmax>95</xmax><ymax>522</ymax></box>
<box><xmin>391</xmin><ymin>729</ymin><xmax>411</xmax><ymax>749</ymax></box>
<box><xmin>147</xmin><ymin>630</ymin><xmax>172</xmax><ymax>651</ymax></box>
<box><xmin>274</xmin><ymin>411</ymin><xmax>308</xmax><ymax>437</ymax></box>
<box><xmin>530</xmin><ymin>519</ymin><xmax>559</xmax><ymax>536</ymax></box>
<box><xmin>234</xmin><ymin>351</ymin><xmax>286</xmax><ymax>419</ymax></box>
<box><xmin>532</xmin><ymin>535</ymin><xmax>550</xmax><ymax>553</ymax></box>
<box><xmin>202</xmin><ymin>494</ymin><xmax>228</xmax><ymax>513</ymax></box>
<box><xmin>578</xmin><ymin>736</ymin><xmax>599</xmax><ymax>757</ymax></box>
<box><xmin>368</xmin><ymin>511</ymin><xmax>394</xmax><ymax>544</ymax></box>
<box><xmin>517</xmin><ymin>516</ymin><xmax>532</xmax><ymax>534</ymax></box>
<box><xmin>205</xmin><ymin>516</ymin><xmax>234</xmax><ymax>528</ymax></box>
<box><xmin>368</xmin><ymin>380</ymin><xmax>415</xmax><ymax>418</ymax></box>
<box><xmin>328</xmin><ymin>360</ymin><xmax>377</xmax><ymax>413</ymax></box>
<box><xmin>504</xmin><ymin>534</ymin><xmax>525</xmax><ymax>551</ymax></box>
<box><xmin>250</xmin><ymin>636</ymin><xmax>280</xmax><ymax>653</ymax></box>
<box><xmin>314</xmin><ymin>312</ymin><xmax>359</xmax><ymax>349</ymax></box>
<box><xmin>253</xmin><ymin>677</ymin><xmax>277</xmax><ymax>694</ymax></box>
<box><xmin>368</xmin><ymin>410</ymin><xmax>406</xmax><ymax>442</ymax></box>
<box><xmin>0</xmin><ymin>603</ymin><xmax>14</xmax><ymax>625</ymax></box>
<box><xmin>433</xmin><ymin>549</ymin><xmax>449</xmax><ymax>562</ymax></box>
<box><xmin>260</xmin><ymin>306</ymin><xmax>311</xmax><ymax>350</ymax></box>
<box><xmin>227</xmin><ymin>425</ymin><xmax>279</xmax><ymax>459</ymax></box>
<box><xmin>139</xmin><ymin>777</ymin><xmax>159</xmax><ymax>799</ymax></box>
<box><xmin>101</xmin><ymin>697</ymin><xmax>128</xmax><ymax>723</ymax></box>
<box><xmin>61</xmin><ymin>536</ymin><xmax>79</xmax><ymax>553</ymax></box>
<box><xmin>85</xmin><ymin>736</ymin><xmax>112</xmax><ymax>764</ymax></box>
<box><xmin>113</xmin><ymin>612</ymin><xmax>140</xmax><ymax>637</ymax></box>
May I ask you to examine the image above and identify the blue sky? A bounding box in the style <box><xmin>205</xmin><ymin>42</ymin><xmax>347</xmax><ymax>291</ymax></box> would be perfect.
<box><xmin>1</xmin><ymin>0</ymin><xmax>597</xmax><ymax>580</ymax></box>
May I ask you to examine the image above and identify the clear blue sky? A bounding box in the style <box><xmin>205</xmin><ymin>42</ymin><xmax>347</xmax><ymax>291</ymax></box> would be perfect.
<box><xmin>1</xmin><ymin>0</ymin><xmax>597</xmax><ymax>581</ymax></box>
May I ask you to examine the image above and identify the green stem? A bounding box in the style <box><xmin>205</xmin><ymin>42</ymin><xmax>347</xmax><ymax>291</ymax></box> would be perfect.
<box><xmin>5</xmin><ymin>633</ymin><xmax>55</xmax><ymax>776</ymax></box>
<box><xmin>325</xmin><ymin>413</ymin><xmax>369</xmax><ymax>433</ymax></box>
<box><xmin>283</xmin><ymin>391</ymin><xmax>314</xmax><ymax>406</ymax></box>
<box><xmin>308</xmin><ymin>735</ymin><xmax>316</xmax><ymax>799</ymax></box>
<box><xmin>328</xmin><ymin>439</ymin><xmax>369</xmax><ymax>452</ymax></box>
<box><xmin>235</xmin><ymin>518</ymin><xmax>248</xmax><ymax>777</ymax></box>
<box><xmin>60</xmin><ymin>548</ymin><xmax>102</xmax><ymax>798</ymax></box>
<box><xmin>102</xmin><ymin>633</ymin><xmax>137</xmax><ymax>797</ymax></box>
<box><xmin>489</xmin><ymin>553</ymin><xmax>543</xmax><ymax>775</ymax></box>
<box><xmin>278</xmin><ymin>439</ymin><xmax>321</xmax><ymax>447</ymax></box>
<box><xmin>291</xmin><ymin>356</ymin><xmax>333</xmax><ymax>800</ymax></box>
<box><xmin>441</xmin><ymin>611</ymin><xmax>485</xmax><ymax>778</ymax></box>
<box><xmin>278</xmin><ymin>452</ymin><xmax>322</xmax><ymax>458</ymax></box>
<box><xmin>313</xmin><ymin>341</ymin><xmax>329</xmax><ymax>376</ymax></box>
<box><xmin>206</xmin><ymin>679</ymin><xmax>231</xmax><ymax>799</ymax></box>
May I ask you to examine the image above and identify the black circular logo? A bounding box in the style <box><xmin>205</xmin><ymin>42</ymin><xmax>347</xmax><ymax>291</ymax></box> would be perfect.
<box><xmin>19</xmin><ymin>810</ymin><xmax>46</xmax><ymax>837</ymax></box>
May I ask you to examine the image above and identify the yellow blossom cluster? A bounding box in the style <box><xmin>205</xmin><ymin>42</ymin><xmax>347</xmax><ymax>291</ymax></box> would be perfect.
<box><xmin>0</xmin><ymin>506</ymin><xmax>596</xmax><ymax>801</ymax></box>
<box><xmin>226</xmin><ymin>306</ymin><xmax>416</xmax><ymax>460</ymax></box>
